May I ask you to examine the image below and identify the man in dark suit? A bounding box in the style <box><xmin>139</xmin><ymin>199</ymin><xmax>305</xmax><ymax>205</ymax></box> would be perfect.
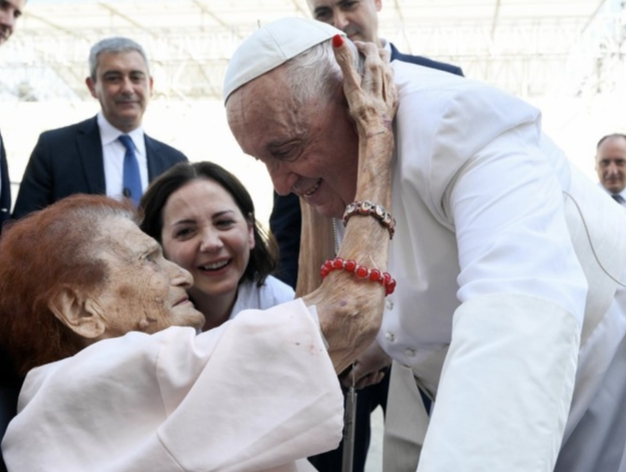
<box><xmin>0</xmin><ymin>0</ymin><xmax>26</xmax><ymax>234</ymax></box>
<box><xmin>13</xmin><ymin>36</ymin><xmax>187</xmax><ymax>219</ymax></box>
<box><xmin>0</xmin><ymin>3</ymin><xmax>27</xmax><ymax>471</ymax></box>
<box><xmin>0</xmin><ymin>136</ymin><xmax>9</xmax><ymax>233</ymax></box>
<box><xmin>267</xmin><ymin>2</ymin><xmax>464</xmax><ymax>471</ymax></box>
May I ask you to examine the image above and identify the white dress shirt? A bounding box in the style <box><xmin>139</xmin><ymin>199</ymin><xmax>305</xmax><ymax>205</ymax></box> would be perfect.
<box><xmin>96</xmin><ymin>112</ymin><xmax>149</xmax><ymax>200</ymax></box>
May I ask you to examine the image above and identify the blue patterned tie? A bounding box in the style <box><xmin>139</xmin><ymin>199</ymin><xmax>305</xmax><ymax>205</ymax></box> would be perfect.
<box><xmin>612</xmin><ymin>194</ymin><xmax>625</xmax><ymax>205</ymax></box>
<box><xmin>118</xmin><ymin>135</ymin><xmax>142</xmax><ymax>206</ymax></box>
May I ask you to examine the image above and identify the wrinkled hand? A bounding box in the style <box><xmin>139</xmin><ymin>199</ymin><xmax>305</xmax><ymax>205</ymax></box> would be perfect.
<box><xmin>340</xmin><ymin>340</ymin><xmax>391</xmax><ymax>389</ymax></box>
<box><xmin>331</xmin><ymin>35</ymin><xmax>398</xmax><ymax>137</ymax></box>
<box><xmin>304</xmin><ymin>36</ymin><xmax>397</xmax><ymax>374</ymax></box>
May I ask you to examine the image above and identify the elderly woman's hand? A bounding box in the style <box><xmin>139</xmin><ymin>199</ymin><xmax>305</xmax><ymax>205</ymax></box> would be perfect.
<box><xmin>332</xmin><ymin>34</ymin><xmax>397</xmax><ymax>195</ymax></box>
<box><xmin>332</xmin><ymin>35</ymin><xmax>398</xmax><ymax>140</ymax></box>
<box><xmin>340</xmin><ymin>340</ymin><xmax>392</xmax><ymax>390</ymax></box>
<box><xmin>303</xmin><ymin>37</ymin><xmax>398</xmax><ymax>373</ymax></box>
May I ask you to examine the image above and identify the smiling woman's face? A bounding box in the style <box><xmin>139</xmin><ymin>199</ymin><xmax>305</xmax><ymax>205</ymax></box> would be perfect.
<box><xmin>92</xmin><ymin>217</ymin><xmax>205</xmax><ymax>336</ymax></box>
<box><xmin>160</xmin><ymin>178</ymin><xmax>255</xmax><ymax>303</ymax></box>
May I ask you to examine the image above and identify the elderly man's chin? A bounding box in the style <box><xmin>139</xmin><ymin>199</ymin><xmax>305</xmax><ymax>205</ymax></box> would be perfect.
<box><xmin>304</xmin><ymin>194</ymin><xmax>350</xmax><ymax>219</ymax></box>
<box><xmin>309</xmin><ymin>202</ymin><xmax>344</xmax><ymax>219</ymax></box>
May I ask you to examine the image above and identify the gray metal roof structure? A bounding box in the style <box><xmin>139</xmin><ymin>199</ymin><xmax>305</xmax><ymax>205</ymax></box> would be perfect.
<box><xmin>1</xmin><ymin>0</ymin><xmax>624</xmax><ymax>102</ymax></box>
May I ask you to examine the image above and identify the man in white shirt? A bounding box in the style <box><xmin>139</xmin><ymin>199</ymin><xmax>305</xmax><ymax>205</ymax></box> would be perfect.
<box><xmin>595</xmin><ymin>133</ymin><xmax>626</xmax><ymax>206</ymax></box>
<box><xmin>12</xmin><ymin>36</ymin><xmax>187</xmax><ymax>219</ymax></box>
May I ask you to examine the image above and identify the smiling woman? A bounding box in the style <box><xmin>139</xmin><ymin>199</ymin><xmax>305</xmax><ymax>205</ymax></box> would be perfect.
<box><xmin>139</xmin><ymin>160</ymin><xmax>295</xmax><ymax>331</ymax></box>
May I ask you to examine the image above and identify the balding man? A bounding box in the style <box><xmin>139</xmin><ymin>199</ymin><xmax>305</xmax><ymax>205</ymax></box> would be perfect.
<box><xmin>595</xmin><ymin>133</ymin><xmax>626</xmax><ymax>206</ymax></box>
<box><xmin>225</xmin><ymin>18</ymin><xmax>626</xmax><ymax>472</ymax></box>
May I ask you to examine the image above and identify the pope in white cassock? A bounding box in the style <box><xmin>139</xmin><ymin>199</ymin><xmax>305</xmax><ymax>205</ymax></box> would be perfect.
<box><xmin>224</xmin><ymin>17</ymin><xmax>626</xmax><ymax>472</ymax></box>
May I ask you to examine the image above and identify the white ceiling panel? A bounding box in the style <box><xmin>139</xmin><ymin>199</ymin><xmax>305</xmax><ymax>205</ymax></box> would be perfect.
<box><xmin>0</xmin><ymin>0</ymin><xmax>622</xmax><ymax>100</ymax></box>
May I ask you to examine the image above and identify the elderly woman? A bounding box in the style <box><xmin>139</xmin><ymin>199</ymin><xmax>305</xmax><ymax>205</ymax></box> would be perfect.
<box><xmin>0</xmin><ymin>35</ymin><xmax>396</xmax><ymax>471</ymax></box>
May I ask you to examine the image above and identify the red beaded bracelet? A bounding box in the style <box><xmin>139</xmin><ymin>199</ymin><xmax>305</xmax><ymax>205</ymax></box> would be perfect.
<box><xmin>342</xmin><ymin>200</ymin><xmax>396</xmax><ymax>239</ymax></box>
<box><xmin>320</xmin><ymin>257</ymin><xmax>396</xmax><ymax>296</ymax></box>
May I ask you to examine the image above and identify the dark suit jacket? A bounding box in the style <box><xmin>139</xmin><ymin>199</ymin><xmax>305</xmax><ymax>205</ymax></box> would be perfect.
<box><xmin>12</xmin><ymin>116</ymin><xmax>188</xmax><ymax>219</ymax></box>
<box><xmin>0</xmin><ymin>131</ymin><xmax>10</xmax><ymax>234</ymax></box>
<box><xmin>269</xmin><ymin>46</ymin><xmax>464</xmax><ymax>289</ymax></box>
<box><xmin>0</xmin><ymin>129</ymin><xmax>17</xmax><ymax>472</ymax></box>
<box><xmin>389</xmin><ymin>43</ymin><xmax>463</xmax><ymax>76</ymax></box>
<box><xmin>0</xmin><ymin>131</ymin><xmax>17</xmax><ymax>472</ymax></box>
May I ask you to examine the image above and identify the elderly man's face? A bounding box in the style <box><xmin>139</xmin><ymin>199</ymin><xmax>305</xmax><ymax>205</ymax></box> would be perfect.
<box><xmin>227</xmin><ymin>67</ymin><xmax>359</xmax><ymax>219</ymax></box>
<box><xmin>0</xmin><ymin>0</ymin><xmax>25</xmax><ymax>45</ymax></box>
<box><xmin>307</xmin><ymin>0</ymin><xmax>381</xmax><ymax>44</ymax></box>
<box><xmin>596</xmin><ymin>136</ymin><xmax>626</xmax><ymax>195</ymax></box>
<box><xmin>93</xmin><ymin>217</ymin><xmax>204</xmax><ymax>336</ymax></box>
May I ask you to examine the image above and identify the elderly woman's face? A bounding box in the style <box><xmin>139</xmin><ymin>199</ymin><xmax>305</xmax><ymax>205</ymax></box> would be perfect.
<box><xmin>92</xmin><ymin>217</ymin><xmax>205</xmax><ymax>336</ymax></box>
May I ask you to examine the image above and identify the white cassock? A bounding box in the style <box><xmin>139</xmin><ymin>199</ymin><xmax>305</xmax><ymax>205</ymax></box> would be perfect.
<box><xmin>2</xmin><ymin>300</ymin><xmax>343</xmax><ymax>472</ymax></box>
<box><xmin>379</xmin><ymin>60</ymin><xmax>626</xmax><ymax>471</ymax></box>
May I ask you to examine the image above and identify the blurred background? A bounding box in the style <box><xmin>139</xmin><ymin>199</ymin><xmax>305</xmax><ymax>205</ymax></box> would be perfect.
<box><xmin>1</xmin><ymin>0</ymin><xmax>625</xmax><ymax>226</ymax></box>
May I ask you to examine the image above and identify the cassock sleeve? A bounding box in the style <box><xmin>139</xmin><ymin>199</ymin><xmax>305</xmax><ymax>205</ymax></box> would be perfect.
<box><xmin>417</xmin><ymin>87</ymin><xmax>587</xmax><ymax>471</ymax></box>
<box><xmin>155</xmin><ymin>298</ymin><xmax>344</xmax><ymax>472</ymax></box>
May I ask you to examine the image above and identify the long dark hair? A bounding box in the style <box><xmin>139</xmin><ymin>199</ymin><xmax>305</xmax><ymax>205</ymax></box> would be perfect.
<box><xmin>140</xmin><ymin>161</ymin><xmax>279</xmax><ymax>286</ymax></box>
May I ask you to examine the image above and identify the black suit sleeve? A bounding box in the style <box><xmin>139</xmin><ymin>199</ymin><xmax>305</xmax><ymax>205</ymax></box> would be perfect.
<box><xmin>416</xmin><ymin>57</ymin><xmax>463</xmax><ymax>77</ymax></box>
<box><xmin>0</xmin><ymin>131</ymin><xmax>11</xmax><ymax>232</ymax></box>
<box><xmin>389</xmin><ymin>43</ymin><xmax>464</xmax><ymax>77</ymax></box>
<box><xmin>12</xmin><ymin>133</ymin><xmax>55</xmax><ymax>219</ymax></box>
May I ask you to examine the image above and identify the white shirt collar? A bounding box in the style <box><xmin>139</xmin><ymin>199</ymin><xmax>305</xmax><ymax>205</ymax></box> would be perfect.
<box><xmin>96</xmin><ymin>112</ymin><xmax>144</xmax><ymax>150</ymax></box>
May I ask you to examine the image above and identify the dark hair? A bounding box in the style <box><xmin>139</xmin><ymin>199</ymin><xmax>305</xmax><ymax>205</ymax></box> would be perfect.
<box><xmin>0</xmin><ymin>195</ymin><xmax>137</xmax><ymax>375</ymax></box>
<box><xmin>140</xmin><ymin>161</ymin><xmax>278</xmax><ymax>286</ymax></box>
<box><xmin>596</xmin><ymin>133</ymin><xmax>626</xmax><ymax>149</ymax></box>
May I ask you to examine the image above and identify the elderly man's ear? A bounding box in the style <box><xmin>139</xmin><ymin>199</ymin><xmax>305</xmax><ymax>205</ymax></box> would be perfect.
<box><xmin>48</xmin><ymin>286</ymin><xmax>106</xmax><ymax>339</ymax></box>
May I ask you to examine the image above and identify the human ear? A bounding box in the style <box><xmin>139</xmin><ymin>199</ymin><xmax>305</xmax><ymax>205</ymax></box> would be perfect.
<box><xmin>48</xmin><ymin>286</ymin><xmax>106</xmax><ymax>340</ymax></box>
<box><xmin>85</xmin><ymin>77</ymin><xmax>98</xmax><ymax>99</ymax></box>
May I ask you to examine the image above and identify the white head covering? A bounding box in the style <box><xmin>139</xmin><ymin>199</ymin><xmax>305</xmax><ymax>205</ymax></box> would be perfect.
<box><xmin>223</xmin><ymin>17</ymin><xmax>345</xmax><ymax>103</ymax></box>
